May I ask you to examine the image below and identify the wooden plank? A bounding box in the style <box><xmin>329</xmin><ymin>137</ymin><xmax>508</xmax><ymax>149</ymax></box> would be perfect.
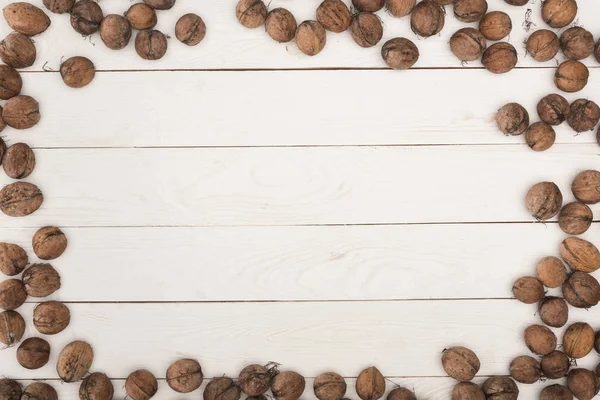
<box><xmin>5</xmin><ymin>69</ymin><xmax>599</xmax><ymax>148</ymax></box>
<box><xmin>0</xmin><ymin>0</ymin><xmax>599</xmax><ymax>70</ymax></box>
<box><xmin>2</xmin><ymin>223</ymin><xmax>596</xmax><ymax>302</ymax></box>
<box><xmin>3</xmin><ymin>301</ymin><xmax>600</xmax><ymax>379</ymax></box>
<box><xmin>0</xmin><ymin>145</ymin><xmax>597</xmax><ymax>228</ymax></box>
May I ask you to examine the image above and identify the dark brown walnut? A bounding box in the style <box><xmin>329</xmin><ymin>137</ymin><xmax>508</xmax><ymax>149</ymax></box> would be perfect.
<box><xmin>166</xmin><ymin>358</ymin><xmax>203</xmax><ymax>393</ymax></box>
<box><xmin>512</xmin><ymin>276</ymin><xmax>544</xmax><ymax>304</ymax></box>
<box><xmin>0</xmin><ymin>379</ymin><xmax>22</xmax><ymax>400</ymax></box>
<box><xmin>125</xmin><ymin>3</ymin><xmax>156</xmax><ymax>30</ymax></box>
<box><xmin>2</xmin><ymin>95</ymin><xmax>39</xmax><ymax>129</ymax></box>
<box><xmin>572</xmin><ymin>170</ymin><xmax>600</xmax><ymax>204</ymax></box>
<box><xmin>296</xmin><ymin>21</ymin><xmax>326</xmax><ymax>56</ymax></box>
<box><xmin>381</xmin><ymin>37</ymin><xmax>419</xmax><ymax>70</ymax></box>
<box><xmin>70</xmin><ymin>0</ymin><xmax>103</xmax><ymax>36</ymax></box>
<box><xmin>525</xmin><ymin>182</ymin><xmax>562</xmax><ymax>221</ymax></box>
<box><xmin>386</xmin><ymin>387</ymin><xmax>415</xmax><ymax>400</ymax></box>
<box><xmin>79</xmin><ymin>372</ymin><xmax>114</xmax><ymax>400</ymax></box>
<box><xmin>441</xmin><ymin>346</ymin><xmax>480</xmax><ymax>381</ymax></box>
<box><xmin>57</xmin><ymin>340</ymin><xmax>94</xmax><ymax>382</ymax></box>
<box><xmin>451</xmin><ymin>382</ymin><xmax>484</xmax><ymax>400</ymax></box>
<box><xmin>3</xmin><ymin>3</ymin><xmax>50</xmax><ymax>36</ymax></box>
<box><xmin>386</xmin><ymin>0</ymin><xmax>416</xmax><ymax>18</ymax></box>
<box><xmin>560</xmin><ymin>27</ymin><xmax>594</xmax><ymax>61</ymax></box>
<box><xmin>33</xmin><ymin>226</ymin><xmax>68</xmax><ymax>261</ymax></box>
<box><xmin>0</xmin><ymin>32</ymin><xmax>36</xmax><ymax>69</ymax></box>
<box><xmin>239</xmin><ymin>364</ymin><xmax>272</xmax><ymax>396</ymax></box>
<box><xmin>60</xmin><ymin>56</ymin><xmax>95</xmax><ymax>89</ymax></box>
<box><xmin>449</xmin><ymin>28</ymin><xmax>485</xmax><ymax>62</ymax></box>
<box><xmin>17</xmin><ymin>337</ymin><xmax>50</xmax><ymax>369</ymax></box>
<box><xmin>526</xmin><ymin>29</ymin><xmax>559</xmax><ymax>62</ymax></box>
<box><xmin>558</xmin><ymin>202</ymin><xmax>592</xmax><ymax>235</ymax></box>
<box><xmin>504</xmin><ymin>0</ymin><xmax>528</xmax><ymax>5</ymax></box>
<box><xmin>126</xmin><ymin>370</ymin><xmax>158</xmax><ymax>400</ymax></box>
<box><xmin>560</xmin><ymin>237</ymin><xmax>600</xmax><ymax>273</ymax></box>
<box><xmin>536</xmin><ymin>256</ymin><xmax>567</xmax><ymax>288</ymax></box>
<box><xmin>236</xmin><ymin>0</ymin><xmax>267</xmax><ymax>29</ymax></box>
<box><xmin>542</xmin><ymin>0</ymin><xmax>577</xmax><ymax>29</ymax></box>
<box><xmin>3</xmin><ymin>143</ymin><xmax>35</xmax><ymax>179</ymax></box>
<box><xmin>100</xmin><ymin>14</ymin><xmax>132</xmax><ymax>50</ymax></box>
<box><xmin>135</xmin><ymin>30</ymin><xmax>168</xmax><ymax>60</ymax></box>
<box><xmin>349</xmin><ymin>13</ymin><xmax>382</xmax><ymax>48</ymax></box>
<box><xmin>563</xmin><ymin>322</ymin><xmax>595</xmax><ymax>359</ymax></box>
<box><xmin>43</xmin><ymin>0</ymin><xmax>75</xmax><ymax>14</ymax></box>
<box><xmin>265</xmin><ymin>8</ymin><xmax>296</xmax><ymax>43</ymax></box>
<box><xmin>482</xmin><ymin>42</ymin><xmax>517</xmax><ymax>74</ymax></box>
<box><xmin>410</xmin><ymin>0</ymin><xmax>444</xmax><ymax>38</ymax></box>
<box><xmin>541</xmin><ymin>350</ymin><xmax>570</xmax><ymax>379</ymax></box>
<box><xmin>538</xmin><ymin>296</ymin><xmax>568</xmax><ymax>328</ymax></box>
<box><xmin>481</xmin><ymin>377</ymin><xmax>518</xmax><ymax>400</ymax></box>
<box><xmin>352</xmin><ymin>0</ymin><xmax>385</xmax><ymax>12</ymax></box>
<box><xmin>0</xmin><ymin>182</ymin><xmax>43</xmax><ymax>217</ymax></box>
<box><xmin>496</xmin><ymin>103</ymin><xmax>529</xmax><ymax>135</ymax></box>
<box><xmin>555</xmin><ymin>60</ymin><xmax>588</xmax><ymax>92</ymax></box>
<box><xmin>355</xmin><ymin>367</ymin><xmax>384</xmax><ymax>400</ymax></box>
<box><xmin>562</xmin><ymin>272</ymin><xmax>600</xmax><ymax>308</ymax></box>
<box><xmin>478</xmin><ymin>11</ymin><xmax>511</xmax><ymax>41</ymax></box>
<box><xmin>539</xmin><ymin>385</ymin><xmax>573</xmax><ymax>400</ymax></box>
<box><xmin>509</xmin><ymin>355</ymin><xmax>541</xmax><ymax>384</ymax></box>
<box><xmin>143</xmin><ymin>0</ymin><xmax>175</xmax><ymax>10</ymax></box>
<box><xmin>0</xmin><ymin>243</ymin><xmax>27</xmax><ymax>276</ymax></box>
<box><xmin>317</xmin><ymin>0</ymin><xmax>350</xmax><ymax>32</ymax></box>
<box><xmin>524</xmin><ymin>324</ymin><xmax>557</xmax><ymax>355</ymax></box>
<box><xmin>453</xmin><ymin>0</ymin><xmax>487</xmax><ymax>23</ymax></box>
<box><xmin>0</xmin><ymin>64</ymin><xmax>22</xmax><ymax>100</ymax></box>
<box><xmin>0</xmin><ymin>310</ymin><xmax>24</xmax><ymax>345</ymax></box>
<box><xmin>525</xmin><ymin>122</ymin><xmax>555</xmax><ymax>151</ymax></box>
<box><xmin>567</xmin><ymin>99</ymin><xmax>600</xmax><ymax>132</ymax></box>
<box><xmin>175</xmin><ymin>14</ymin><xmax>206</xmax><ymax>46</ymax></box>
<box><xmin>33</xmin><ymin>301</ymin><xmax>70</xmax><ymax>335</ymax></box>
<box><xmin>567</xmin><ymin>369</ymin><xmax>600</xmax><ymax>400</ymax></box>
<box><xmin>537</xmin><ymin>93</ymin><xmax>569</xmax><ymax>125</ymax></box>
<box><xmin>22</xmin><ymin>263</ymin><xmax>61</xmax><ymax>297</ymax></box>
<box><xmin>0</xmin><ymin>279</ymin><xmax>26</xmax><ymax>310</ymax></box>
<box><xmin>21</xmin><ymin>382</ymin><xmax>57</xmax><ymax>400</ymax></box>
<box><xmin>204</xmin><ymin>377</ymin><xmax>241</xmax><ymax>400</ymax></box>
<box><xmin>596</xmin><ymin>331</ymin><xmax>600</xmax><ymax>354</ymax></box>
<box><xmin>314</xmin><ymin>372</ymin><xmax>346</xmax><ymax>400</ymax></box>
<box><xmin>272</xmin><ymin>371</ymin><xmax>305</xmax><ymax>400</ymax></box>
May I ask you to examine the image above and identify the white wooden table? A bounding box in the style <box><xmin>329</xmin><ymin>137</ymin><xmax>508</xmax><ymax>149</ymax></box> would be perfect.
<box><xmin>1</xmin><ymin>0</ymin><xmax>600</xmax><ymax>398</ymax></box>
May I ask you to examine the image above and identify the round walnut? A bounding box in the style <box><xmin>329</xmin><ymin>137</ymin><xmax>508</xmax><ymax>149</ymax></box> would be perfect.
<box><xmin>60</xmin><ymin>56</ymin><xmax>95</xmax><ymax>89</ymax></box>
<box><xmin>0</xmin><ymin>279</ymin><xmax>27</xmax><ymax>310</ymax></box>
<box><xmin>57</xmin><ymin>340</ymin><xmax>94</xmax><ymax>382</ymax></box>
<box><xmin>3</xmin><ymin>3</ymin><xmax>50</xmax><ymax>37</ymax></box>
<box><xmin>572</xmin><ymin>170</ymin><xmax>600</xmax><ymax>204</ymax></box>
<box><xmin>512</xmin><ymin>276</ymin><xmax>544</xmax><ymax>304</ymax></box>
<box><xmin>539</xmin><ymin>296</ymin><xmax>568</xmax><ymax>328</ymax></box>
<box><xmin>567</xmin><ymin>99</ymin><xmax>600</xmax><ymax>132</ymax></box>
<box><xmin>481</xmin><ymin>377</ymin><xmax>518</xmax><ymax>400</ymax></box>
<box><xmin>525</xmin><ymin>181</ymin><xmax>562</xmax><ymax>221</ymax></box>
<box><xmin>496</xmin><ymin>103</ymin><xmax>529</xmax><ymax>135</ymax></box>
<box><xmin>175</xmin><ymin>14</ymin><xmax>206</xmax><ymax>46</ymax></box>
<box><xmin>43</xmin><ymin>0</ymin><xmax>75</xmax><ymax>14</ymax></box>
<box><xmin>295</xmin><ymin>21</ymin><xmax>326</xmax><ymax>56</ymax></box>
<box><xmin>387</xmin><ymin>387</ymin><xmax>416</xmax><ymax>400</ymax></box>
<box><xmin>0</xmin><ymin>379</ymin><xmax>22</xmax><ymax>400</ymax></box>
<box><xmin>542</xmin><ymin>0</ymin><xmax>578</xmax><ymax>29</ymax></box>
<box><xmin>126</xmin><ymin>3</ymin><xmax>156</xmax><ymax>30</ymax></box>
<box><xmin>558</xmin><ymin>202</ymin><xmax>592</xmax><ymax>235</ymax></box>
<box><xmin>563</xmin><ymin>322</ymin><xmax>595</xmax><ymax>359</ymax></box>
<box><xmin>3</xmin><ymin>143</ymin><xmax>35</xmax><ymax>179</ymax></box>
<box><xmin>70</xmin><ymin>0</ymin><xmax>103</xmax><ymax>36</ymax></box>
<box><xmin>0</xmin><ymin>242</ymin><xmax>28</xmax><ymax>276</ymax></box>
<box><xmin>135</xmin><ymin>30</ymin><xmax>168</xmax><ymax>60</ymax></box>
<box><xmin>562</xmin><ymin>271</ymin><xmax>600</xmax><ymax>309</ymax></box>
<box><xmin>525</xmin><ymin>122</ymin><xmax>555</xmax><ymax>152</ymax></box>
<box><xmin>0</xmin><ymin>64</ymin><xmax>22</xmax><ymax>100</ymax></box>
<box><xmin>541</xmin><ymin>350</ymin><xmax>571</xmax><ymax>379</ymax></box>
<box><xmin>350</xmin><ymin>13</ymin><xmax>383</xmax><ymax>48</ymax></box>
<box><xmin>0</xmin><ymin>182</ymin><xmax>44</xmax><ymax>217</ymax></box>
<box><xmin>2</xmin><ymin>95</ymin><xmax>40</xmax><ymax>129</ymax></box>
<box><xmin>560</xmin><ymin>237</ymin><xmax>600</xmax><ymax>273</ymax></box>
<box><xmin>386</xmin><ymin>0</ymin><xmax>416</xmax><ymax>18</ymax></box>
<box><xmin>265</xmin><ymin>8</ymin><xmax>297</xmax><ymax>43</ymax></box>
<box><xmin>79</xmin><ymin>372</ymin><xmax>114</xmax><ymax>400</ymax></box>
<box><xmin>22</xmin><ymin>382</ymin><xmax>57</xmax><ymax>400</ymax></box>
<box><xmin>355</xmin><ymin>367</ymin><xmax>384</xmax><ymax>400</ymax></box>
<box><xmin>126</xmin><ymin>370</ymin><xmax>158</xmax><ymax>400</ymax></box>
<box><xmin>509</xmin><ymin>355</ymin><xmax>541</xmax><ymax>384</ymax></box>
<box><xmin>410</xmin><ymin>0</ymin><xmax>444</xmax><ymax>38</ymax></box>
<box><xmin>272</xmin><ymin>372</ymin><xmax>305</xmax><ymax>400</ymax></box>
<box><xmin>33</xmin><ymin>301</ymin><xmax>70</xmax><ymax>335</ymax></box>
<box><xmin>314</xmin><ymin>372</ymin><xmax>346</xmax><ymax>400</ymax></box>
<box><xmin>453</xmin><ymin>0</ymin><xmax>487</xmax><ymax>23</ymax></box>
<box><xmin>536</xmin><ymin>256</ymin><xmax>567</xmax><ymax>288</ymax></box>
<box><xmin>0</xmin><ymin>310</ymin><xmax>25</xmax><ymax>346</ymax></box>
<box><xmin>567</xmin><ymin>369</ymin><xmax>600</xmax><ymax>400</ymax></box>
<box><xmin>537</xmin><ymin>93</ymin><xmax>569</xmax><ymax>125</ymax></box>
<box><xmin>526</xmin><ymin>29</ymin><xmax>560</xmax><ymax>62</ymax></box>
<box><xmin>482</xmin><ymin>42</ymin><xmax>517</xmax><ymax>74</ymax></box>
<box><xmin>100</xmin><ymin>14</ymin><xmax>132</xmax><ymax>50</ymax></box>
<box><xmin>352</xmin><ymin>0</ymin><xmax>385</xmax><ymax>12</ymax></box>
<box><xmin>0</xmin><ymin>32</ymin><xmax>35</xmax><ymax>69</ymax></box>
<box><xmin>478</xmin><ymin>11</ymin><xmax>511</xmax><ymax>41</ymax></box>
<box><xmin>236</xmin><ymin>0</ymin><xmax>267</xmax><ymax>29</ymax></box>
<box><xmin>381</xmin><ymin>38</ymin><xmax>419</xmax><ymax>70</ymax></box>
<box><xmin>205</xmin><ymin>377</ymin><xmax>241</xmax><ymax>400</ymax></box>
<box><xmin>560</xmin><ymin>27</ymin><xmax>594</xmax><ymax>61</ymax></box>
<box><xmin>449</xmin><ymin>28</ymin><xmax>486</xmax><ymax>62</ymax></box>
<box><xmin>33</xmin><ymin>226</ymin><xmax>68</xmax><ymax>261</ymax></box>
<box><xmin>451</xmin><ymin>382</ymin><xmax>484</xmax><ymax>400</ymax></box>
<box><xmin>441</xmin><ymin>346</ymin><xmax>480</xmax><ymax>381</ymax></box>
<box><xmin>539</xmin><ymin>385</ymin><xmax>574</xmax><ymax>400</ymax></box>
<box><xmin>317</xmin><ymin>0</ymin><xmax>350</xmax><ymax>32</ymax></box>
<box><xmin>22</xmin><ymin>263</ymin><xmax>61</xmax><ymax>297</ymax></box>
<box><xmin>143</xmin><ymin>0</ymin><xmax>176</xmax><ymax>10</ymax></box>
<box><xmin>555</xmin><ymin>60</ymin><xmax>588</xmax><ymax>93</ymax></box>
<box><xmin>17</xmin><ymin>337</ymin><xmax>50</xmax><ymax>369</ymax></box>
<box><xmin>524</xmin><ymin>324</ymin><xmax>557</xmax><ymax>355</ymax></box>
<box><xmin>239</xmin><ymin>364</ymin><xmax>272</xmax><ymax>396</ymax></box>
<box><xmin>167</xmin><ymin>358</ymin><xmax>203</xmax><ymax>393</ymax></box>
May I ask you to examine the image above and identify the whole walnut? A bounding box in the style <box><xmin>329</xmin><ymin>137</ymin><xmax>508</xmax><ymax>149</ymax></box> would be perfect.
<box><xmin>537</xmin><ymin>93</ymin><xmax>569</xmax><ymax>125</ymax></box>
<box><xmin>238</xmin><ymin>364</ymin><xmax>272</xmax><ymax>396</ymax></box>
<box><xmin>525</xmin><ymin>181</ymin><xmax>562</xmax><ymax>221</ymax></box>
<box><xmin>542</xmin><ymin>0</ymin><xmax>578</xmax><ymax>29</ymax></box>
<box><xmin>558</xmin><ymin>202</ymin><xmax>592</xmax><ymax>235</ymax></box>
<box><xmin>2</xmin><ymin>95</ymin><xmax>40</xmax><ymax>129</ymax></box>
<box><xmin>0</xmin><ymin>310</ymin><xmax>25</xmax><ymax>345</ymax></box>
<box><xmin>481</xmin><ymin>377</ymin><xmax>518</xmax><ymax>400</ymax></box>
<box><xmin>567</xmin><ymin>369</ymin><xmax>600</xmax><ymax>400</ymax></box>
<box><xmin>567</xmin><ymin>99</ymin><xmax>600</xmax><ymax>132</ymax></box>
<box><xmin>57</xmin><ymin>340</ymin><xmax>94</xmax><ymax>382</ymax></box>
<box><xmin>143</xmin><ymin>0</ymin><xmax>176</xmax><ymax>10</ymax></box>
<box><xmin>21</xmin><ymin>382</ymin><xmax>58</xmax><ymax>400</ymax></box>
<box><xmin>295</xmin><ymin>21</ymin><xmax>327</xmax><ymax>56</ymax></box>
<box><xmin>2</xmin><ymin>3</ymin><xmax>51</xmax><ymax>36</ymax></box>
<box><xmin>555</xmin><ymin>60</ymin><xmax>588</xmax><ymax>93</ymax></box>
<box><xmin>126</xmin><ymin>369</ymin><xmax>158</xmax><ymax>400</ymax></box>
<box><xmin>539</xmin><ymin>296</ymin><xmax>568</xmax><ymax>328</ymax></box>
<box><xmin>33</xmin><ymin>226</ymin><xmax>68</xmax><ymax>260</ymax></box>
<box><xmin>524</xmin><ymin>122</ymin><xmax>555</xmax><ymax>152</ymax></box>
<box><xmin>386</xmin><ymin>0</ymin><xmax>416</xmax><ymax>17</ymax></box>
<box><xmin>496</xmin><ymin>103</ymin><xmax>529</xmax><ymax>135</ymax></box>
<box><xmin>441</xmin><ymin>346</ymin><xmax>480</xmax><ymax>381</ymax></box>
<box><xmin>536</xmin><ymin>256</ymin><xmax>567</xmax><ymax>288</ymax></box>
<box><xmin>0</xmin><ymin>182</ymin><xmax>44</xmax><ymax>217</ymax></box>
<box><xmin>453</xmin><ymin>0</ymin><xmax>488</xmax><ymax>23</ymax></box>
<box><xmin>0</xmin><ymin>279</ymin><xmax>27</xmax><ymax>310</ymax></box>
<box><xmin>204</xmin><ymin>377</ymin><xmax>241</xmax><ymax>400</ymax></box>
<box><xmin>135</xmin><ymin>29</ymin><xmax>168</xmax><ymax>60</ymax></box>
<box><xmin>314</xmin><ymin>372</ymin><xmax>346</xmax><ymax>400</ymax></box>
<box><xmin>387</xmin><ymin>387</ymin><xmax>416</xmax><ymax>400</ymax></box>
<box><xmin>512</xmin><ymin>276</ymin><xmax>544</xmax><ymax>304</ymax></box>
<box><xmin>563</xmin><ymin>322</ymin><xmax>595</xmax><ymax>359</ymax></box>
<box><xmin>272</xmin><ymin>371</ymin><xmax>305</xmax><ymax>400</ymax></box>
<box><xmin>125</xmin><ymin>3</ymin><xmax>156</xmax><ymax>30</ymax></box>
<box><xmin>524</xmin><ymin>324</ymin><xmax>557</xmax><ymax>355</ymax></box>
<box><xmin>43</xmin><ymin>0</ymin><xmax>75</xmax><ymax>14</ymax></box>
<box><xmin>451</xmin><ymin>382</ymin><xmax>484</xmax><ymax>400</ymax></box>
<box><xmin>352</xmin><ymin>0</ymin><xmax>385</xmax><ymax>12</ymax></box>
<box><xmin>3</xmin><ymin>142</ymin><xmax>35</xmax><ymax>179</ymax></box>
<box><xmin>70</xmin><ymin>0</ymin><xmax>103</xmax><ymax>35</ymax></box>
<box><xmin>100</xmin><ymin>14</ymin><xmax>132</xmax><ymax>50</ymax></box>
<box><xmin>509</xmin><ymin>355</ymin><xmax>541</xmax><ymax>384</ymax></box>
<box><xmin>167</xmin><ymin>358</ymin><xmax>203</xmax><ymax>393</ymax></box>
<box><xmin>449</xmin><ymin>28</ymin><xmax>486</xmax><ymax>62</ymax></box>
<box><xmin>381</xmin><ymin>38</ymin><xmax>419</xmax><ymax>70</ymax></box>
<box><xmin>79</xmin><ymin>372</ymin><xmax>114</xmax><ymax>400</ymax></box>
<box><xmin>0</xmin><ymin>242</ymin><xmax>28</xmax><ymax>276</ymax></box>
<box><xmin>478</xmin><ymin>11</ymin><xmax>511</xmax><ymax>41</ymax></box>
<box><xmin>562</xmin><ymin>271</ymin><xmax>600</xmax><ymax>308</ymax></box>
<box><xmin>236</xmin><ymin>0</ymin><xmax>267</xmax><ymax>29</ymax></box>
<box><xmin>22</xmin><ymin>263</ymin><xmax>61</xmax><ymax>297</ymax></box>
<box><xmin>265</xmin><ymin>8</ymin><xmax>297</xmax><ymax>43</ymax></box>
<box><xmin>0</xmin><ymin>64</ymin><xmax>22</xmax><ymax>100</ymax></box>
<box><xmin>560</xmin><ymin>27</ymin><xmax>594</xmax><ymax>61</ymax></box>
<box><xmin>0</xmin><ymin>380</ymin><xmax>22</xmax><ymax>400</ymax></box>
<box><xmin>17</xmin><ymin>337</ymin><xmax>50</xmax><ymax>369</ymax></box>
<box><xmin>541</xmin><ymin>350</ymin><xmax>570</xmax><ymax>379</ymax></box>
<box><xmin>0</xmin><ymin>32</ymin><xmax>36</xmax><ymax>69</ymax></box>
<box><xmin>317</xmin><ymin>0</ymin><xmax>350</xmax><ymax>32</ymax></box>
<box><xmin>571</xmin><ymin>170</ymin><xmax>600</xmax><ymax>204</ymax></box>
<box><xmin>33</xmin><ymin>301</ymin><xmax>70</xmax><ymax>335</ymax></box>
<box><xmin>175</xmin><ymin>14</ymin><xmax>206</xmax><ymax>46</ymax></box>
<box><xmin>410</xmin><ymin>0</ymin><xmax>444</xmax><ymax>38</ymax></box>
<box><xmin>560</xmin><ymin>237</ymin><xmax>600</xmax><ymax>273</ymax></box>
<box><xmin>539</xmin><ymin>384</ymin><xmax>573</xmax><ymax>400</ymax></box>
<box><xmin>482</xmin><ymin>42</ymin><xmax>517</xmax><ymax>74</ymax></box>
<box><xmin>526</xmin><ymin>30</ymin><xmax>559</xmax><ymax>62</ymax></box>
<box><xmin>60</xmin><ymin>56</ymin><xmax>95</xmax><ymax>89</ymax></box>
<box><xmin>350</xmin><ymin>12</ymin><xmax>383</xmax><ymax>48</ymax></box>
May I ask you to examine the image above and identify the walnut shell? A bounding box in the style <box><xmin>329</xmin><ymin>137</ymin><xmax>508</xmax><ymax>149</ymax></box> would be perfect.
<box><xmin>509</xmin><ymin>355</ymin><xmax>541</xmax><ymax>384</ymax></box>
<box><xmin>504</xmin><ymin>0</ymin><xmax>529</xmax><ymax>5</ymax></box>
<box><xmin>314</xmin><ymin>372</ymin><xmax>346</xmax><ymax>400</ymax></box>
<box><xmin>481</xmin><ymin>377</ymin><xmax>518</xmax><ymax>400</ymax></box>
<box><xmin>204</xmin><ymin>377</ymin><xmax>241</xmax><ymax>400</ymax></box>
<box><xmin>143</xmin><ymin>0</ymin><xmax>175</xmax><ymax>10</ymax></box>
<box><xmin>0</xmin><ymin>310</ymin><xmax>25</xmax><ymax>345</ymax></box>
<box><xmin>100</xmin><ymin>14</ymin><xmax>132</xmax><ymax>50</ymax></box>
<box><xmin>3</xmin><ymin>3</ymin><xmax>50</xmax><ymax>36</ymax></box>
<box><xmin>563</xmin><ymin>322</ymin><xmax>595</xmax><ymax>359</ymax></box>
<box><xmin>441</xmin><ymin>346</ymin><xmax>480</xmax><ymax>381</ymax></box>
<box><xmin>567</xmin><ymin>99</ymin><xmax>600</xmax><ymax>132</ymax></box>
<box><xmin>537</xmin><ymin>93</ymin><xmax>569</xmax><ymax>125</ymax></box>
<box><xmin>352</xmin><ymin>0</ymin><xmax>385</xmax><ymax>12</ymax></box>
<box><xmin>539</xmin><ymin>384</ymin><xmax>573</xmax><ymax>400</ymax></box>
<box><xmin>572</xmin><ymin>170</ymin><xmax>600</xmax><ymax>204</ymax></box>
<box><xmin>0</xmin><ymin>242</ymin><xmax>28</xmax><ymax>276</ymax></box>
<box><xmin>386</xmin><ymin>387</ymin><xmax>416</xmax><ymax>400</ymax></box>
<box><xmin>524</xmin><ymin>324</ymin><xmax>557</xmax><ymax>355</ymax></box>
<box><xmin>410</xmin><ymin>0</ymin><xmax>444</xmax><ymax>38</ymax></box>
<box><xmin>22</xmin><ymin>263</ymin><xmax>60</xmax><ymax>297</ymax></box>
<box><xmin>350</xmin><ymin>13</ymin><xmax>383</xmax><ymax>48</ymax></box>
<box><xmin>451</xmin><ymin>382</ymin><xmax>485</xmax><ymax>400</ymax></box>
<box><xmin>386</xmin><ymin>0</ymin><xmax>416</xmax><ymax>18</ymax></box>
<box><xmin>512</xmin><ymin>276</ymin><xmax>545</xmax><ymax>304</ymax></box>
<box><xmin>17</xmin><ymin>337</ymin><xmax>50</xmax><ymax>369</ymax></box>
<box><xmin>453</xmin><ymin>0</ymin><xmax>488</xmax><ymax>23</ymax></box>
<box><xmin>525</xmin><ymin>121</ymin><xmax>555</xmax><ymax>152</ymax></box>
<box><xmin>562</xmin><ymin>272</ymin><xmax>600</xmax><ymax>308</ymax></box>
<box><xmin>539</xmin><ymin>296</ymin><xmax>568</xmax><ymax>328</ymax></box>
<box><xmin>560</xmin><ymin>27</ymin><xmax>594</xmax><ymax>61</ymax></box>
<box><xmin>2</xmin><ymin>95</ymin><xmax>40</xmax><ymax>129</ymax></box>
<box><xmin>317</xmin><ymin>0</ymin><xmax>350</xmax><ymax>32</ymax></box>
<box><xmin>135</xmin><ymin>29</ymin><xmax>168</xmax><ymax>60</ymax></box>
<box><xmin>3</xmin><ymin>143</ymin><xmax>35</xmax><ymax>179</ymax></box>
<box><xmin>57</xmin><ymin>340</ymin><xmax>94</xmax><ymax>382</ymax></box>
<box><xmin>355</xmin><ymin>367</ymin><xmax>384</xmax><ymax>400</ymax></box>
<box><xmin>70</xmin><ymin>0</ymin><xmax>103</xmax><ymax>36</ymax></box>
<box><xmin>0</xmin><ymin>64</ymin><xmax>21</xmax><ymax>100</ymax></box>
<box><xmin>236</xmin><ymin>0</ymin><xmax>267</xmax><ymax>29</ymax></box>
<box><xmin>265</xmin><ymin>8</ymin><xmax>296</xmax><ymax>43</ymax></box>
<box><xmin>79</xmin><ymin>372</ymin><xmax>114</xmax><ymax>400</ymax></box>
<box><xmin>33</xmin><ymin>226</ymin><xmax>68</xmax><ymax>261</ymax></box>
<box><xmin>239</xmin><ymin>364</ymin><xmax>271</xmax><ymax>396</ymax></box>
<box><xmin>449</xmin><ymin>28</ymin><xmax>486</xmax><ymax>62</ymax></box>
<box><xmin>482</xmin><ymin>42</ymin><xmax>517</xmax><ymax>74</ymax></box>
<box><xmin>0</xmin><ymin>379</ymin><xmax>22</xmax><ymax>400</ymax></box>
<box><xmin>433</xmin><ymin>0</ymin><xmax>453</xmax><ymax>4</ymax></box>
<box><xmin>567</xmin><ymin>369</ymin><xmax>599</xmax><ymax>400</ymax></box>
<box><xmin>536</xmin><ymin>256</ymin><xmax>567</xmax><ymax>288</ymax></box>
<box><xmin>496</xmin><ymin>103</ymin><xmax>529</xmax><ymax>135</ymax></box>
<box><xmin>43</xmin><ymin>0</ymin><xmax>75</xmax><ymax>14</ymax></box>
<box><xmin>541</xmin><ymin>351</ymin><xmax>570</xmax><ymax>379</ymax></box>
<box><xmin>296</xmin><ymin>20</ymin><xmax>326</xmax><ymax>56</ymax></box>
<box><xmin>0</xmin><ymin>182</ymin><xmax>43</xmax><ymax>217</ymax></box>
<box><xmin>542</xmin><ymin>0</ymin><xmax>578</xmax><ymax>29</ymax></box>
<box><xmin>33</xmin><ymin>301</ymin><xmax>70</xmax><ymax>335</ymax></box>
<box><xmin>555</xmin><ymin>60</ymin><xmax>588</xmax><ymax>93</ymax></box>
<box><xmin>22</xmin><ymin>382</ymin><xmax>58</xmax><ymax>400</ymax></box>
<box><xmin>560</xmin><ymin>237</ymin><xmax>600</xmax><ymax>273</ymax></box>
<box><xmin>0</xmin><ymin>32</ymin><xmax>36</xmax><ymax>69</ymax></box>
<box><xmin>272</xmin><ymin>372</ymin><xmax>305</xmax><ymax>400</ymax></box>
<box><xmin>126</xmin><ymin>3</ymin><xmax>156</xmax><ymax>30</ymax></box>
<box><xmin>526</xmin><ymin>29</ymin><xmax>559</xmax><ymax>62</ymax></box>
<box><xmin>175</xmin><ymin>14</ymin><xmax>206</xmax><ymax>46</ymax></box>
<box><xmin>0</xmin><ymin>279</ymin><xmax>27</xmax><ymax>310</ymax></box>
<box><xmin>167</xmin><ymin>358</ymin><xmax>203</xmax><ymax>393</ymax></box>
<box><xmin>381</xmin><ymin>37</ymin><xmax>419</xmax><ymax>70</ymax></box>
<box><xmin>126</xmin><ymin>370</ymin><xmax>158</xmax><ymax>400</ymax></box>
<box><xmin>525</xmin><ymin>181</ymin><xmax>562</xmax><ymax>221</ymax></box>
<box><xmin>478</xmin><ymin>11</ymin><xmax>511</xmax><ymax>41</ymax></box>
<box><xmin>60</xmin><ymin>56</ymin><xmax>95</xmax><ymax>89</ymax></box>
<box><xmin>558</xmin><ymin>202</ymin><xmax>592</xmax><ymax>235</ymax></box>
